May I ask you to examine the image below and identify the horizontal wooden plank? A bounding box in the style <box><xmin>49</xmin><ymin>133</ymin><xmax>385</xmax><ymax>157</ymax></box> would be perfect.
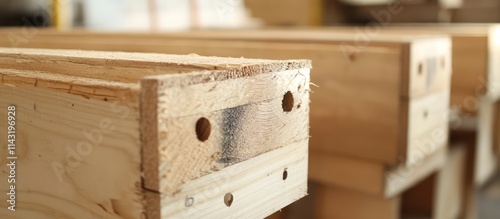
<box><xmin>309</xmin><ymin>145</ymin><xmax>446</xmax><ymax>198</ymax></box>
<box><xmin>0</xmin><ymin>47</ymin><xmax>310</xmax><ymax>83</ymax></box>
<box><xmin>0</xmin><ymin>28</ymin><xmax>451</xmax><ymax>99</ymax></box>
<box><xmin>159</xmin><ymin>139</ymin><xmax>308</xmax><ymax>218</ymax></box>
<box><xmin>377</xmin><ymin>24</ymin><xmax>500</xmax><ymax>113</ymax></box>
<box><xmin>0</xmin><ymin>29</ymin><xmax>451</xmax><ymax>166</ymax></box>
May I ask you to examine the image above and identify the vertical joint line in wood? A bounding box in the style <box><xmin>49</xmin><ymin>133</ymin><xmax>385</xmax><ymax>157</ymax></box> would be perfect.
<box><xmin>140</xmin><ymin>79</ymin><xmax>160</xmax><ymax>192</ymax></box>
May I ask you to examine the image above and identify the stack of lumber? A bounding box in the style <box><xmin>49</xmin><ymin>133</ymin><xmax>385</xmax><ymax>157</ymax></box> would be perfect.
<box><xmin>4</xmin><ymin>26</ymin><xmax>496</xmax><ymax>218</ymax></box>
<box><xmin>0</xmin><ymin>48</ymin><xmax>311</xmax><ymax>218</ymax></box>
<box><xmin>330</xmin><ymin>24</ymin><xmax>500</xmax><ymax>187</ymax></box>
<box><xmin>382</xmin><ymin>24</ymin><xmax>500</xmax><ymax>188</ymax></box>
<box><xmin>1</xmin><ymin>28</ymin><xmax>455</xmax><ymax>218</ymax></box>
<box><xmin>326</xmin><ymin>24</ymin><xmax>500</xmax><ymax>219</ymax></box>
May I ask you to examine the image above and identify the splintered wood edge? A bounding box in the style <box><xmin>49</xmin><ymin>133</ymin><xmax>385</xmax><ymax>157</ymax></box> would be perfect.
<box><xmin>142</xmin><ymin>60</ymin><xmax>311</xmax><ymax>88</ymax></box>
<box><xmin>0</xmin><ymin>47</ymin><xmax>311</xmax><ymax>91</ymax></box>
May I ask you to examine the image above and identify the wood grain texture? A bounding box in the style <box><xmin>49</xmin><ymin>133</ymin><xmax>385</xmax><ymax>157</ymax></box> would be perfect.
<box><xmin>0</xmin><ymin>48</ymin><xmax>311</xmax><ymax>218</ymax></box>
<box><xmin>306</xmin><ymin>24</ymin><xmax>500</xmax><ymax>115</ymax></box>
<box><xmin>0</xmin><ymin>28</ymin><xmax>452</xmax><ymax>165</ymax></box>
<box><xmin>374</xmin><ymin>24</ymin><xmax>500</xmax><ymax>190</ymax></box>
<box><xmin>142</xmin><ymin>67</ymin><xmax>311</xmax><ymax>215</ymax></box>
<box><xmin>0</xmin><ymin>85</ymin><xmax>144</xmax><ymax>219</ymax></box>
<box><xmin>159</xmin><ymin>139</ymin><xmax>308</xmax><ymax>218</ymax></box>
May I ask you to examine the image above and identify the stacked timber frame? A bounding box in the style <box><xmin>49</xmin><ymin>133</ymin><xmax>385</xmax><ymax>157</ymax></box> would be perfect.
<box><xmin>0</xmin><ymin>48</ymin><xmax>311</xmax><ymax>218</ymax></box>
<box><xmin>0</xmin><ymin>27</ymin><xmax>477</xmax><ymax>218</ymax></box>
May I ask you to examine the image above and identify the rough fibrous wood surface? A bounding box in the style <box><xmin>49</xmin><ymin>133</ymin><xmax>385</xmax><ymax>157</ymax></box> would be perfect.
<box><xmin>0</xmin><ymin>47</ymin><xmax>311</xmax><ymax>218</ymax></box>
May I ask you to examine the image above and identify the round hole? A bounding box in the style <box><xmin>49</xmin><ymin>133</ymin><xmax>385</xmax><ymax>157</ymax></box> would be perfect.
<box><xmin>282</xmin><ymin>91</ymin><xmax>294</xmax><ymax>112</ymax></box>
<box><xmin>196</xmin><ymin>117</ymin><xmax>211</xmax><ymax>142</ymax></box>
<box><xmin>224</xmin><ymin>193</ymin><xmax>233</xmax><ymax>207</ymax></box>
<box><xmin>418</xmin><ymin>62</ymin><xmax>424</xmax><ymax>75</ymax></box>
<box><xmin>283</xmin><ymin>169</ymin><xmax>288</xmax><ymax>180</ymax></box>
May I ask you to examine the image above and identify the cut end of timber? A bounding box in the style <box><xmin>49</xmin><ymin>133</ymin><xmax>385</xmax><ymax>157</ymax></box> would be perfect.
<box><xmin>0</xmin><ymin>47</ymin><xmax>311</xmax><ymax>218</ymax></box>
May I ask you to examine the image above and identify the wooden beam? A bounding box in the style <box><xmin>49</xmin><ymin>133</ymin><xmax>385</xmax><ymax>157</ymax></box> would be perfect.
<box><xmin>382</xmin><ymin>25</ymin><xmax>500</xmax><ymax>113</ymax></box>
<box><xmin>0</xmin><ymin>28</ymin><xmax>452</xmax><ymax>167</ymax></box>
<box><xmin>310</xmin><ymin>145</ymin><xmax>447</xmax><ymax>198</ymax></box>
<box><xmin>331</xmin><ymin>24</ymin><xmax>500</xmax><ymax>187</ymax></box>
<box><xmin>0</xmin><ymin>48</ymin><xmax>310</xmax><ymax>218</ymax></box>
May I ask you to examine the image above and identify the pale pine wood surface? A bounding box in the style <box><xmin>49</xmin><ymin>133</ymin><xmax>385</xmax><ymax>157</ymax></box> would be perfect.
<box><xmin>0</xmin><ymin>48</ymin><xmax>311</xmax><ymax>218</ymax></box>
<box><xmin>0</xmin><ymin>29</ymin><xmax>452</xmax><ymax>165</ymax></box>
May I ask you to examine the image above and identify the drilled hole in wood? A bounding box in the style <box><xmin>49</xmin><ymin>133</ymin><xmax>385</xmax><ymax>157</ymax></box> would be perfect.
<box><xmin>224</xmin><ymin>193</ymin><xmax>233</xmax><ymax>207</ymax></box>
<box><xmin>282</xmin><ymin>91</ymin><xmax>294</xmax><ymax>112</ymax></box>
<box><xmin>185</xmin><ymin>197</ymin><xmax>194</xmax><ymax>207</ymax></box>
<box><xmin>418</xmin><ymin>62</ymin><xmax>424</xmax><ymax>75</ymax></box>
<box><xmin>283</xmin><ymin>168</ymin><xmax>288</xmax><ymax>180</ymax></box>
<box><xmin>196</xmin><ymin>117</ymin><xmax>211</xmax><ymax>142</ymax></box>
